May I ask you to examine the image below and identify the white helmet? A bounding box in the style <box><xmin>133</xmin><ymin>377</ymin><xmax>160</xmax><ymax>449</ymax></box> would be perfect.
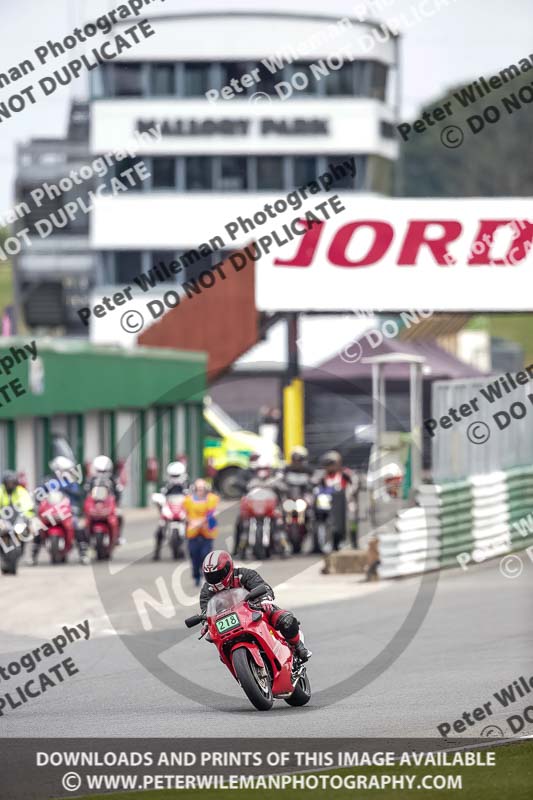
<box><xmin>167</xmin><ymin>461</ymin><xmax>187</xmax><ymax>486</ymax></box>
<box><xmin>255</xmin><ymin>456</ymin><xmax>272</xmax><ymax>479</ymax></box>
<box><xmin>50</xmin><ymin>456</ymin><xmax>75</xmax><ymax>475</ymax></box>
<box><xmin>92</xmin><ymin>455</ymin><xmax>113</xmax><ymax>477</ymax></box>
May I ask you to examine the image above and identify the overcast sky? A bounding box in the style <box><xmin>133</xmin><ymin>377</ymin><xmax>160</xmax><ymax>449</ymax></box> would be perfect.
<box><xmin>0</xmin><ymin>0</ymin><xmax>531</xmax><ymax>212</ymax></box>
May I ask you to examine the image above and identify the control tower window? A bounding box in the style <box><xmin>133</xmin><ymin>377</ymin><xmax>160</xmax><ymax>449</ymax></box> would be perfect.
<box><xmin>220</xmin><ymin>62</ymin><xmax>252</xmax><ymax>95</ymax></box>
<box><xmin>151</xmin><ymin>63</ymin><xmax>175</xmax><ymax>96</ymax></box>
<box><xmin>152</xmin><ymin>157</ymin><xmax>176</xmax><ymax>189</ymax></box>
<box><xmin>184</xmin><ymin>63</ymin><xmax>211</xmax><ymax>97</ymax></box>
<box><xmin>115</xmin><ymin>251</ymin><xmax>142</xmax><ymax>284</ymax></box>
<box><xmin>114</xmin><ymin>62</ymin><xmax>143</xmax><ymax>96</ymax></box>
<box><xmin>325</xmin><ymin>62</ymin><xmax>354</xmax><ymax>96</ymax></box>
<box><xmin>219</xmin><ymin>157</ymin><xmax>248</xmax><ymax>191</ymax></box>
<box><xmin>293</xmin><ymin>156</ymin><xmax>318</xmax><ymax>187</ymax></box>
<box><xmin>186</xmin><ymin>157</ymin><xmax>213</xmax><ymax>191</ymax></box>
<box><xmin>256</xmin><ymin>157</ymin><xmax>284</xmax><ymax>190</ymax></box>
<box><xmin>370</xmin><ymin>62</ymin><xmax>388</xmax><ymax>101</ymax></box>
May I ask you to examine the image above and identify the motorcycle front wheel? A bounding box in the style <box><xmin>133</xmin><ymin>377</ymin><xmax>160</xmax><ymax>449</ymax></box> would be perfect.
<box><xmin>169</xmin><ymin>528</ymin><xmax>184</xmax><ymax>560</ymax></box>
<box><xmin>50</xmin><ymin>537</ymin><xmax>65</xmax><ymax>565</ymax></box>
<box><xmin>284</xmin><ymin>671</ymin><xmax>312</xmax><ymax>707</ymax></box>
<box><xmin>232</xmin><ymin>647</ymin><xmax>273</xmax><ymax>711</ymax></box>
<box><xmin>95</xmin><ymin>532</ymin><xmax>110</xmax><ymax>561</ymax></box>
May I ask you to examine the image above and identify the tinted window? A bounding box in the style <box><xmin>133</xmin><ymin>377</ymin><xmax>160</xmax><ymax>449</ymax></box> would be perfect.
<box><xmin>152</xmin><ymin>157</ymin><xmax>176</xmax><ymax>188</ymax></box>
<box><xmin>354</xmin><ymin>61</ymin><xmax>370</xmax><ymax>96</ymax></box>
<box><xmin>220</xmin><ymin>62</ymin><xmax>251</xmax><ymax>95</ymax></box>
<box><xmin>329</xmin><ymin>155</ymin><xmax>356</xmax><ymax>189</ymax></box>
<box><xmin>115</xmin><ymin>251</ymin><xmax>142</xmax><ymax>283</ymax></box>
<box><xmin>219</xmin><ymin>157</ymin><xmax>248</xmax><ymax>191</ymax></box>
<box><xmin>150</xmin><ymin>251</ymin><xmax>177</xmax><ymax>283</ymax></box>
<box><xmin>256</xmin><ymin>157</ymin><xmax>284</xmax><ymax>190</ymax></box>
<box><xmin>293</xmin><ymin>156</ymin><xmax>317</xmax><ymax>186</ymax></box>
<box><xmin>151</xmin><ymin>63</ymin><xmax>175</xmax><ymax>95</ymax></box>
<box><xmin>184</xmin><ymin>63</ymin><xmax>211</xmax><ymax>96</ymax></box>
<box><xmin>325</xmin><ymin>62</ymin><xmax>354</xmax><ymax>96</ymax></box>
<box><xmin>114</xmin><ymin>63</ymin><xmax>143</xmax><ymax>96</ymax></box>
<box><xmin>256</xmin><ymin>62</ymin><xmax>287</xmax><ymax>95</ymax></box>
<box><xmin>370</xmin><ymin>62</ymin><xmax>388</xmax><ymax>101</ymax></box>
<box><xmin>287</xmin><ymin>63</ymin><xmax>317</xmax><ymax>95</ymax></box>
<box><xmin>116</xmin><ymin>157</ymin><xmax>144</xmax><ymax>192</ymax></box>
<box><xmin>186</xmin><ymin>157</ymin><xmax>213</xmax><ymax>190</ymax></box>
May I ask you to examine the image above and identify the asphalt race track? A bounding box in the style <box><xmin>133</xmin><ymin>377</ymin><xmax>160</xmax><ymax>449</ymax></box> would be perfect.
<box><xmin>0</xmin><ymin>505</ymin><xmax>531</xmax><ymax>739</ymax></box>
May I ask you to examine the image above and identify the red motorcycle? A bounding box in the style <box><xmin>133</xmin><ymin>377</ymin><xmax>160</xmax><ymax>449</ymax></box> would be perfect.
<box><xmin>83</xmin><ymin>483</ymin><xmax>119</xmax><ymax>560</ymax></box>
<box><xmin>152</xmin><ymin>491</ymin><xmax>187</xmax><ymax>559</ymax></box>
<box><xmin>239</xmin><ymin>487</ymin><xmax>287</xmax><ymax>559</ymax></box>
<box><xmin>37</xmin><ymin>491</ymin><xmax>75</xmax><ymax>564</ymax></box>
<box><xmin>185</xmin><ymin>584</ymin><xmax>311</xmax><ymax>711</ymax></box>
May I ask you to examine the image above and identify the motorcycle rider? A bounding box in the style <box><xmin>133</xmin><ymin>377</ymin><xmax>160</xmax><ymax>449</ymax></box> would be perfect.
<box><xmin>153</xmin><ymin>461</ymin><xmax>190</xmax><ymax>561</ymax></box>
<box><xmin>0</xmin><ymin>470</ymin><xmax>36</xmax><ymax>558</ymax></box>
<box><xmin>236</xmin><ymin>457</ymin><xmax>288</xmax><ymax>556</ymax></box>
<box><xmin>313</xmin><ymin>450</ymin><xmax>354</xmax><ymax>552</ymax></box>
<box><xmin>84</xmin><ymin>455</ymin><xmax>124</xmax><ymax>543</ymax></box>
<box><xmin>183</xmin><ymin>479</ymin><xmax>219</xmax><ymax>586</ymax></box>
<box><xmin>199</xmin><ymin>550</ymin><xmax>312</xmax><ymax>662</ymax></box>
<box><xmin>33</xmin><ymin>456</ymin><xmax>88</xmax><ymax>565</ymax></box>
<box><xmin>232</xmin><ymin>451</ymin><xmax>261</xmax><ymax>555</ymax></box>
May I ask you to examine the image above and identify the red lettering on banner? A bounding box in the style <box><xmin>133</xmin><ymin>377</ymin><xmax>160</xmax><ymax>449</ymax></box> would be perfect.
<box><xmin>397</xmin><ymin>220</ymin><xmax>463</xmax><ymax>265</ymax></box>
<box><xmin>468</xmin><ymin>220</ymin><xmax>533</xmax><ymax>265</ymax></box>
<box><xmin>327</xmin><ymin>221</ymin><xmax>394</xmax><ymax>267</ymax></box>
<box><xmin>273</xmin><ymin>220</ymin><xmax>324</xmax><ymax>267</ymax></box>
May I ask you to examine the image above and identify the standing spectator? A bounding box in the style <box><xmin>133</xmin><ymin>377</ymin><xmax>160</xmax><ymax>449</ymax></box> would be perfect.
<box><xmin>183</xmin><ymin>479</ymin><xmax>219</xmax><ymax>586</ymax></box>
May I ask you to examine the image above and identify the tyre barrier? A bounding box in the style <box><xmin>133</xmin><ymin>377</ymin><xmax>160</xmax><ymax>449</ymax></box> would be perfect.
<box><xmin>378</xmin><ymin>466</ymin><xmax>533</xmax><ymax>578</ymax></box>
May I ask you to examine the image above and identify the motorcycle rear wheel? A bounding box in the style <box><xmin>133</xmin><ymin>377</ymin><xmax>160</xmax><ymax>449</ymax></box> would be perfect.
<box><xmin>232</xmin><ymin>647</ymin><xmax>273</xmax><ymax>711</ymax></box>
<box><xmin>1</xmin><ymin>550</ymin><xmax>19</xmax><ymax>575</ymax></box>
<box><xmin>284</xmin><ymin>671</ymin><xmax>311</xmax><ymax>706</ymax></box>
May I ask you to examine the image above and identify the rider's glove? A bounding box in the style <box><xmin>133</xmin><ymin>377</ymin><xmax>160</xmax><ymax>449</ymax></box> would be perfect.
<box><xmin>250</xmin><ymin>596</ymin><xmax>274</xmax><ymax>614</ymax></box>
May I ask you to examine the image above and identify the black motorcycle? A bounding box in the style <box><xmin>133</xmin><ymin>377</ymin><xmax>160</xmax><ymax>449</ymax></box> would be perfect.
<box><xmin>0</xmin><ymin>516</ymin><xmax>27</xmax><ymax>575</ymax></box>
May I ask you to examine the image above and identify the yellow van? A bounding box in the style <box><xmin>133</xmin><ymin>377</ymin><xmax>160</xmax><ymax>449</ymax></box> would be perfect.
<box><xmin>203</xmin><ymin>397</ymin><xmax>282</xmax><ymax>497</ymax></box>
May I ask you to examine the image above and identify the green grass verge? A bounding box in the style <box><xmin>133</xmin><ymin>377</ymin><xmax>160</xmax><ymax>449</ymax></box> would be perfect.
<box><xmin>468</xmin><ymin>314</ymin><xmax>533</xmax><ymax>365</ymax></box>
<box><xmin>72</xmin><ymin>741</ymin><xmax>532</xmax><ymax>800</ymax></box>
<box><xmin>0</xmin><ymin>260</ymin><xmax>13</xmax><ymax>313</ymax></box>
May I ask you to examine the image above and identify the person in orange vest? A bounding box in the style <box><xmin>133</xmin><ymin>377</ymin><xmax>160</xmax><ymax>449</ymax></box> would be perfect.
<box><xmin>183</xmin><ymin>479</ymin><xmax>219</xmax><ymax>586</ymax></box>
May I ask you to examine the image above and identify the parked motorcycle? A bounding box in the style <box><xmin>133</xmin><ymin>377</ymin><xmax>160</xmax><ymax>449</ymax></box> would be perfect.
<box><xmin>238</xmin><ymin>487</ymin><xmax>286</xmax><ymax>559</ymax></box>
<box><xmin>152</xmin><ymin>492</ymin><xmax>187</xmax><ymax>560</ymax></box>
<box><xmin>0</xmin><ymin>517</ymin><xmax>26</xmax><ymax>575</ymax></box>
<box><xmin>185</xmin><ymin>584</ymin><xmax>311</xmax><ymax>711</ymax></box>
<box><xmin>37</xmin><ymin>491</ymin><xmax>75</xmax><ymax>565</ymax></box>
<box><xmin>83</xmin><ymin>482</ymin><xmax>119</xmax><ymax>560</ymax></box>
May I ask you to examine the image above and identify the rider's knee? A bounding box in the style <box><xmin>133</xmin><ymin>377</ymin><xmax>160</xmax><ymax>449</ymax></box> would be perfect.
<box><xmin>274</xmin><ymin>611</ymin><xmax>299</xmax><ymax>640</ymax></box>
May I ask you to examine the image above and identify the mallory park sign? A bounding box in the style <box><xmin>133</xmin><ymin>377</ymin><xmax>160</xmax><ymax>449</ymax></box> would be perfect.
<box><xmin>136</xmin><ymin>117</ymin><xmax>329</xmax><ymax>137</ymax></box>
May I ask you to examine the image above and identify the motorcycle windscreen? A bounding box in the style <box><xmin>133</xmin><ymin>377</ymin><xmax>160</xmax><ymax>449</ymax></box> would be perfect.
<box><xmin>206</xmin><ymin>587</ymin><xmax>248</xmax><ymax>617</ymax></box>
